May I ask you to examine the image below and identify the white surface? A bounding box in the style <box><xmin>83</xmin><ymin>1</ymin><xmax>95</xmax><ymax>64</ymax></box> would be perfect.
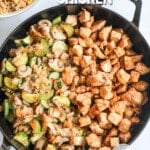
<box><xmin>0</xmin><ymin>0</ymin><xmax>150</xmax><ymax>149</ymax></box>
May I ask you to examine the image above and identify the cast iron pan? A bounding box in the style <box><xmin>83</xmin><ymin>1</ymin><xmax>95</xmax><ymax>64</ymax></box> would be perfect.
<box><xmin>0</xmin><ymin>0</ymin><xmax>150</xmax><ymax>149</ymax></box>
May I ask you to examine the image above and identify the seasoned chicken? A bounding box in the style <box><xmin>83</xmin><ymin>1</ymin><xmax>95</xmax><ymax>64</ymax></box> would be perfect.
<box><xmin>108</xmin><ymin>112</ymin><xmax>122</xmax><ymax>126</ymax></box>
<box><xmin>132</xmin><ymin>80</ymin><xmax>149</xmax><ymax>91</ymax></box>
<box><xmin>79</xmin><ymin>8</ymin><xmax>91</xmax><ymax>23</ymax></box>
<box><xmin>110</xmin><ymin>137</ymin><xmax>120</xmax><ymax>147</ymax></box>
<box><xmin>95</xmin><ymin>99</ymin><xmax>110</xmax><ymax>112</ymax></box>
<box><xmin>91</xmin><ymin>20</ymin><xmax>106</xmax><ymax>32</ymax></box>
<box><xmin>135</xmin><ymin>62</ymin><xmax>150</xmax><ymax>75</ymax></box>
<box><xmin>130</xmin><ymin>70</ymin><xmax>140</xmax><ymax>83</ymax></box>
<box><xmin>119</xmin><ymin>118</ymin><xmax>131</xmax><ymax>133</ymax></box>
<box><xmin>65</xmin><ymin>15</ymin><xmax>77</xmax><ymax>26</ymax></box>
<box><xmin>100</xmin><ymin>59</ymin><xmax>112</xmax><ymax>73</ymax></box>
<box><xmin>80</xmin><ymin>27</ymin><xmax>92</xmax><ymax>38</ymax></box>
<box><xmin>99</xmin><ymin>26</ymin><xmax>112</xmax><ymax>41</ymax></box>
<box><xmin>79</xmin><ymin>115</ymin><xmax>91</xmax><ymax>127</ymax></box>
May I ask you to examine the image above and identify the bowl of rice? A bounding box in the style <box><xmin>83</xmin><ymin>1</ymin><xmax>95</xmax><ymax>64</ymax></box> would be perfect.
<box><xmin>0</xmin><ymin>0</ymin><xmax>39</xmax><ymax>18</ymax></box>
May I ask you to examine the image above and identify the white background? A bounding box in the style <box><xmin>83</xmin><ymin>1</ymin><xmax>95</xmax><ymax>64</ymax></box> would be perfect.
<box><xmin>0</xmin><ymin>0</ymin><xmax>150</xmax><ymax>149</ymax></box>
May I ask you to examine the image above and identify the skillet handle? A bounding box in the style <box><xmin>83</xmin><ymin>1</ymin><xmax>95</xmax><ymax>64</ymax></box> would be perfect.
<box><xmin>130</xmin><ymin>0</ymin><xmax>142</xmax><ymax>28</ymax></box>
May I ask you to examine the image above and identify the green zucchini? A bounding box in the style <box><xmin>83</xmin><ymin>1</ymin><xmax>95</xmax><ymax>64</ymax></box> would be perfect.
<box><xmin>40</xmin><ymin>89</ymin><xmax>54</xmax><ymax>101</ymax></box>
<box><xmin>46</xmin><ymin>144</ymin><xmax>57</xmax><ymax>150</ymax></box>
<box><xmin>14</xmin><ymin>132</ymin><xmax>29</xmax><ymax>147</ymax></box>
<box><xmin>29</xmin><ymin>56</ymin><xmax>37</xmax><ymax>67</ymax></box>
<box><xmin>30</xmin><ymin>119</ymin><xmax>41</xmax><ymax>134</ymax></box>
<box><xmin>0</xmin><ymin>73</ymin><xmax>3</xmax><ymax>87</ymax></box>
<box><xmin>52</xmin><ymin>16</ymin><xmax>62</xmax><ymax>26</ymax></box>
<box><xmin>22</xmin><ymin>92</ymin><xmax>39</xmax><ymax>104</ymax></box>
<box><xmin>52</xmin><ymin>96</ymin><xmax>70</xmax><ymax>107</ymax></box>
<box><xmin>61</xmin><ymin>23</ymin><xmax>74</xmax><ymax>37</ymax></box>
<box><xmin>56</xmin><ymin>79</ymin><xmax>62</xmax><ymax>89</ymax></box>
<box><xmin>30</xmin><ymin>132</ymin><xmax>45</xmax><ymax>144</ymax></box>
<box><xmin>52</xmin><ymin>40</ymin><xmax>68</xmax><ymax>57</ymax></box>
<box><xmin>41</xmin><ymin>99</ymin><xmax>49</xmax><ymax>109</ymax></box>
<box><xmin>3</xmin><ymin>99</ymin><xmax>9</xmax><ymax>119</ymax></box>
<box><xmin>5</xmin><ymin>60</ymin><xmax>16</xmax><ymax>72</ymax></box>
<box><xmin>35</xmin><ymin>39</ymin><xmax>49</xmax><ymax>57</ymax></box>
<box><xmin>49</xmin><ymin>72</ymin><xmax>60</xmax><ymax>79</ymax></box>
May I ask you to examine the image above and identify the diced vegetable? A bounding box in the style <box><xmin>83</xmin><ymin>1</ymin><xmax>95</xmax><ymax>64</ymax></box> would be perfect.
<box><xmin>52</xmin><ymin>96</ymin><xmax>70</xmax><ymax>107</ymax></box>
<box><xmin>61</xmin><ymin>23</ymin><xmax>74</xmax><ymax>37</ymax></box>
<box><xmin>46</xmin><ymin>144</ymin><xmax>57</xmax><ymax>150</ymax></box>
<box><xmin>57</xmin><ymin>113</ymin><xmax>66</xmax><ymax>123</ymax></box>
<box><xmin>14</xmin><ymin>132</ymin><xmax>29</xmax><ymax>147</ymax></box>
<box><xmin>13</xmin><ymin>52</ymin><xmax>28</xmax><ymax>67</ymax></box>
<box><xmin>78</xmin><ymin>130</ymin><xmax>84</xmax><ymax>136</ymax></box>
<box><xmin>52</xmin><ymin>16</ymin><xmax>62</xmax><ymax>26</ymax></box>
<box><xmin>35</xmin><ymin>39</ymin><xmax>49</xmax><ymax>57</ymax></box>
<box><xmin>49</xmin><ymin>72</ymin><xmax>60</xmax><ymax>80</ymax></box>
<box><xmin>3</xmin><ymin>99</ymin><xmax>9</xmax><ymax>119</ymax></box>
<box><xmin>29</xmin><ymin>56</ymin><xmax>37</xmax><ymax>67</ymax></box>
<box><xmin>15</xmin><ymin>35</ymin><xmax>33</xmax><ymax>47</ymax></box>
<box><xmin>30</xmin><ymin>119</ymin><xmax>41</xmax><ymax>134</ymax></box>
<box><xmin>40</xmin><ymin>89</ymin><xmax>54</xmax><ymax>101</ymax></box>
<box><xmin>4</xmin><ymin>77</ymin><xmax>21</xmax><ymax>90</ymax></box>
<box><xmin>30</xmin><ymin>132</ymin><xmax>45</xmax><ymax>144</ymax></box>
<box><xmin>22</xmin><ymin>92</ymin><xmax>39</xmax><ymax>104</ymax></box>
<box><xmin>5</xmin><ymin>60</ymin><xmax>16</xmax><ymax>72</ymax></box>
<box><xmin>56</xmin><ymin>79</ymin><xmax>62</xmax><ymax>88</ymax></box>
<box><xmin>52</xmin><ymin>40</ymin><xmax>68</xmax><ymax>57</ymax></box>
<box><xmin>0</xmin><ymin>73</ymin><xmax>3</xmax><ymax>87</ymax></box>
<box><xmin>41</xmin><ymin>99</ymin><xmax>49</xmax><ymax>109</ymax></box>
<box><xmin>6</xmin><ymin>111</ymin><xmax>15</xmax><ymax>123</ymax></box>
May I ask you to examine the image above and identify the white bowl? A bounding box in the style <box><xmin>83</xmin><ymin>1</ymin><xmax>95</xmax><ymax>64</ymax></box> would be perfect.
<box><xmin>0</xmin><ymin>0</ymin><xmax>39</xmax><ymax>18</ymax></box>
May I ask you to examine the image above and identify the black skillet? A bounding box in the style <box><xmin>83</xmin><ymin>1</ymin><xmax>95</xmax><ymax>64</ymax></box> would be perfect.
<box><xmin>0</xmin><ymin>0</ymin><xmax>150</xmax><ymax>149</ymax></box>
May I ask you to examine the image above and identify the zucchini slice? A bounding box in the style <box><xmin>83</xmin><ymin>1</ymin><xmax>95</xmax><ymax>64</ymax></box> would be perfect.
<box><xmin>35</xmin><ymin>39</ymin><xmax>49</xmax><ymax>57</ymax></box>
<box><xmin>29</xmin><ymin>56</ymin><xmax>37</xmax><ymax>67</ymax></box>
<box><xmin>14</xmin><ymin>132</ymin><xmax>29</xmax><ymax>147</ymax></box>
<box><xmin>3</xmin><ymin>99</ymin><xmax>9</xmax><ymax>119</ymax></box>
<box><xmin>30</xmin><ymin>119</ymin><xmax>41</xmax><ymax>134</ymax></box>
<box><xmin>30</xmin><ymin>132</ymin><xmax>45</xmax><ymax>144</ymax></box>
<box><xmin>52</xmin><ymin>96</ymin><xmax>70</xmax><ymax>107</ymax></box>
<box><xmin>61</xmin><ymin>23</ymin><xmax>74</xmax><ymax>37</ymax></box>
<box><xmin>46</xmin><ymin>144</ymin><xmax>57</xmax><ymax>150</ymax></box>
<box><xmin>52</xmin><ymin>40</ymin><xmax>68</xmax><ymax>57</ymax></box>
<box><xmin>52</xmin><ymin>16</ymin><xmax>62</xmax><ymax>26</ymax></box>
<box><xmin>40</xmin><ymin>89</ymin><xmax>54</xmax><ymax>101</ymax></box>
<box><xmin>49</xmin><ymin>72</ymin><xmax>60</xmax><ymax>79</ymax></box>
<box><xmin>5</xmin><ymin>60</ymin><xmax>16</xmax><ymax>72</ymax></box>
<box><xmin>41</xmin><ymin>99</ymin><xmax>49</xmax><ymax>109</ymax></box>
<box><xmin>0</xmin><ymin>73</ymin><xmax>3</xmax><ymax>87</ymax></box>
<box><xmin>22</xmin><ymin>92</ymin><xmax>39</xmax><ymax>104</ymax></box>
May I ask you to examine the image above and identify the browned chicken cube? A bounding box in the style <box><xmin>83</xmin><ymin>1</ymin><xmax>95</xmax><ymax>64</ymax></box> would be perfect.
<box><xmin>78</xmin><ymin>37</ymin><xmax>87</xmax><ymax>47</ymax></box>
<box><xmin>124</xmin><ymin>56</ymin><xmax>135</xmax><ymax>70</ymax></box>
<box><xmin>83</xmin><ymin>16</ymin><xmax>94</xmax><ymax>28</ymax></box>
<box><xmin>100</xmin><ymin>86</ymin><xmax>114</xmax><ymax>100</ymax></box>
<box><xmin>93</xmin><ymin>44</ymin><xmax>106</xmax><ymax>59</ymax></box>
<box><xmin>68</xmin><ymin>37</ymin><xmax>78</xmax><ymax>46</ymax></box>
<box><xmin>61</xmin><ymin>145</ymin><xmax>75</xmax><ymax>150</ymax></box>
<box><xmin>16</xmin><ymin>106</ymin><xmax>33</xmax><ymax>118</ymax></box>
<box><xmin>108</xmin><ymin>112</ymin><xmax>122</xmax><ymax>126</ymax></box>
<box><xmin>104</xmin><ymin>41</ymin><xmax>116</xmax><ymax>55</ymax></box>
<box><xmin>73</xmin><ymin>56</ymin><xmax>81</xmax><ymax>66</ymax></box>
<box><xmin>124</xmin><ymin>106</ymin><xmax>134</xmax><ymax>119</ymax></box>
<box><xmin>108</xmin><ymin>127</ymin><xmax>118</xmax><ymax>137</ymax></box>
<box><xmin>119</xmin><ymin>118</ymin><xmax>131</xmax><ymax>133</ymax></box>
<box><xmin>86</xmin><ymin>133</ymin><xmax>101</xmax><ymax>148</ymax></box>
<box><xmin>125</xmin><ymin>49</ymin><xmax>136</xmax><ymax>56</ymax></box>
<box><xmin>91</xmin><ymin>20</ymin><xmax>106</xmax><ymax>32</ymax></box>
<box><xmin>80</xmin><ymin>27</ymin><xmax>92</xmax><ymax>39</ymax></box>
<box><xmin>79</xmin><ymin>115</ymin><xmax>91</xmax><ymax>127</ymax></box>
<box><xmin>71</xmin><ymin>45</ymin><xmax>83</xmax><ymax>57</ymax></box>
<box><xmin>99</xmin><ymin>26</ymin><xmax>112</xmax><ymax>41</ymax></box>
<box><xmin>116</xmin><ymin>69</ymin><xmax>130</xmax><ymax>84</ymax></box>
<box><xmin>79</xmin><ymin>8</ymin><xmax>91</xmax><ymax>23</ymax></box>
<box><xmin>89</xmin><ymin>121</ymin><xmax>104</xmax><ymax>135</ymax></box>
<box><xmin>110</xmin><ymin>29</ymin><xmax>122</xmax><ymax>42</ymax></box>
<box><xmin>132</xmin><ymin>54</ymin><xmax>143</xmax><ymax>63</ymax></box>
<box><xmin>119</xmin><ymin>132</ymin><xmax>131</xmax><ymax>143</ymax></box>
<box><xmin>95</xmin><ymin>99</ymin><xmax>110</xmax><ymax>112</ymax></box>
<box><xmin>65</xmin><ymin>15</ymin><xmax>77</xmax><ymax>26</ymax></box>
<box><xmin>110</xmin><ymin>137</ymin><xmax>120</xmax><ymax>147</ymax></box>
<box><xmin>135</xmin><ymin>62</ymin><xmax>150</xmax><ymax>75</ymax></box>
<box><xmin>117</xmin><ymin>84</ymin><xmax>127</xmax><ymax>94</ymax></box>
<box><xmin>99</xmin><ymin>147</ymin><xmax>111</xmax><ymax>150</ymax></box>
<box><xmin>100</xmin><ymin>59</ymin><xmax>112</xmax><ymax>73</ymax></box>
<box><xmin>114</xmin><ymin>47</ymin><xmax>125</xmax><ymax>57</ymax></box>
<box><xmin>132</xmin><ymin>80</ymin><xmax>149</xmax><ymax>92</ymax></box>
<box><xmin>80</xmin><ymin>55</ymin><xmax>93</xmax><ymax>68</ymax></box>
<box><xmin>88</xmin><ymin>104</ymin><xmax>99</xmax><ymax>119</ymax></box>
<box><xmin>130</xmin><ymin>70</ymin><xmax>140</xmax><ymax>83</ymax></box>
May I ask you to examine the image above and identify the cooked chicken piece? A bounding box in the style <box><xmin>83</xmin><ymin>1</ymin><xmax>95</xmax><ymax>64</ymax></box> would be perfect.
<box><xmin>17</xmin><ymin>65</ymin><xmax>32</xmax><ymax>78</ymax></box>
<box><xmin>117</xmin><ymin>84</ymin><xmax>127</xmax><ymax>94</ymax></box>
<box><xmin>90</xmin><ymin>62</ymin><xmax>97</xmax><ymax>74</ymax></box>
<box><xmin>84</xmin><ymin>48</ymin><xmax>94</xmax><ymax>56</ymax></box>
<box><xmin>90</xmin><ymin>87</ymin><xmax>100</xmax><ymax>95</ymax></box>
<box><xmin>76</xmin><ymin>92</ymin><xmax>92</xmax><ymax>115</ymax></box>
<box><xmin>16</xmin><ymin>106</ymin><xmax>33</xmax><ymax>118</ymax></box>
<box><xmin>91</xmin><ymin>20</ymin><xmax>106</xmax><ymax>32</ymax></box>
<box><xmin>80</xmin><ymin>27</ymin><xmax>92</xmax><ymax>39</ymax></box>
<box><xmin>114</xmin><ymin>47</ymin><xmax>125</xmax><ymax>57</ymax></box>
<box><xmin>73</xmin><ymin>56</ymin><xmax>81</xmax><ymax>66</ymax></box>
<box><xmin>118</xmin><ymin>34</ymin><xmax>132</xmax><ymax>49</ymax></box>
<box><xmin>124</xmin><ymin>106</ymin><xmax>134</xmax><ymax>119</ymax></box>
<box><xmin>83</xmin><ymin>16</ymin><xmax>94</xmax><ymax>28</ymax></box>
<box><xmin>122</xmin><ymin>87</ymin><xmax>143</xmax><ymax>106</ymax></box>
<box><xmin>119</xmin><ymin>132</ymin><xmax>131</xmax><ymax>143</ymax></box>
<box><xmin>110</xmin><ymin>137</ymin><xmax>120</xmax><ymax>147</ymax></box>
<box><xmin>68</xmin><ymin>37</ymin><xmax>79</xmax><ymax>46</ymax></box>
<box><xmin>132</xmin><ymin>80</ymin><xmax>149</xmax><ymax>91</ymax></box>
<box><xmin>93</xmin><ymin>44</ymin><xmax>106</xmax><ymax>59</ymax></box>
<box><xmin>124</xmin><ymin>56</ymin><xmax>135</xmax><ymax>70</ymax></box>
<box><xmin>86</xmin><ymin>133</ymin><xmax>101</xmax><ymax>148</ymax></box>
<box><xmin>65</xmin><ymin>15</ymin><xmax>77</xmax><ymax>26</ymax></box>
<box><xmin>108</xmin><ymin>127</ymin><xmax>118</xmax><ymax>137</ymax></box>
<box><xmin>62</xmin><ymin>66</ymin><xmax>77</xmax><ymax>85</ymax></box>
<box><xmin>135</xmin><ymin>62</ymin><xmax>150</xmax><ymax>75</ymax></box>
<box><xmin>89</xmin><ymin>121</ymin><xmax>104</xmax><ymax>135</ymax></box>
<box><xmin>108</xmin><ymin>112</ymin><xmax>122</xmax><ymax>126</ymax></box>
<box><xmin>110</xmin><ymin>29</ymin><xmax>122</xmax><ymax>42</ymax></box>
<box><xmin>78</xmin><ymin>37</ymin><xmax>87</xmax><ymax>47</ymax></box>
<box><xmin>51</xmin><ymin>26</ymin><xmax>67</xmax><ymax>40</ymax></box>
<box><xmin>116</xmin><ymin>69</ymin><xmax>130</xmax><ymax>84</ymax></box>
<box><xmin>111</xmin><ymin>62</ymin><xmax>120</xmax><ymax>74</ymax></box>
<box><xmin>79</xmin><ymin>115</ymin><xmax>91</xmax><ymax>127</ymax></box>
<box><xmin>100</xmin><ymin>59</ymin><xmax>112</xmax><ymax>73</ymax></box>
<box><xmin>14</xmin><ymin>96</ymin><xmax>22</xmax><ymax>106</ymax></box>
<box><xmin>90</xmin><ymin>32</ymin><xmax>98</xmax><ymax>41</ymax></box>
<box><xmin>125</xmin><ymin>49</ymin><xmax>136</xmax><ymax>56</ymax></box>
<box><xmin>95</xmin><ymin>99</ymin><xmax>110</xmax><ymax>112</ymax></box>
<box><xmin>142</xmin><ymin>91</ymin><xmax>149</xmax><ymax>105</ymax></box>
<box><xmin>131</xmin><ymin>116</ymin><xmax>140</xmax><ymax>124</ymax></box>
<box><xmin>79</xmin><ymin>8</ymin><xmax>91</xmax><ymax>23</ymax></box>
<box><xmin>71</xmin><ymin>45</ymin><xmax>83</xmax><ymax>56</ymax></box>
<box><xmin>98</xmin><ymin>112</ymin><xmax>112</xmax><ymax>129</ymax></box>
<box><xmin>132</xmin><ymin>54</ymin><xmax>143</xmax><ymax>63</ymax></box>
<box><xmin>99</xmin><ymin>147</ymin><xmax>111</xmax><ymax>150</ymax></box>
<box><xmin>119</xmin><ymin>118</ymin><xmax>131</xmax><ymax>133</ymax></box>
<box><xmin>100</xmin><ymin>85</ymin><xmax>113</xmax><ymax>100</ymax></box>
<box><xmin>61</xmin><ymin>145</ymin><xmax>75</xmax><ymax>150</ymax></box>
<box><xmin>84</xmin><ymin>37</ymin><xmax>94</xmax><ymax>48</ymax></box>
<box><xmin>130</xmin><ymin>70</ymin><xmax>140</xmax><ymax>83</ymax></box>
<box><xmin>99</xmin><ymin>26</ymin><xmax>112</xmax><ymax>41</ymax></box>
<box><xmin>110</xmin><ymin>101</ymin><xmax>127</xmax><ymax>115</ymax></box>
<box><xmin>104</xmin><ymin>41</ymin><xmax>116</xmax><ymax>55</ymax></box>
<box><xmin>88</xmin><ymin>105</ymin><xmax>99</xmax><ymax>119</ymax></box>
<box><xmin>76</xmin><ymin>86</ymin><xmax>88</xmax><ymax>94</ymax></box>
<box><xmin>86</xmin><ymin>71</ymin><xmax>112</xmax><ymax>87</ymax></box>
<box><xmin>81</xmin><ymin>66</ymin><xmax>91</xmax><ymax>76</ymax></box>
<box><xmin>80</xmin><ymin>55</ymin><xmax>93</xmax><ymax>68</ymax></box>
